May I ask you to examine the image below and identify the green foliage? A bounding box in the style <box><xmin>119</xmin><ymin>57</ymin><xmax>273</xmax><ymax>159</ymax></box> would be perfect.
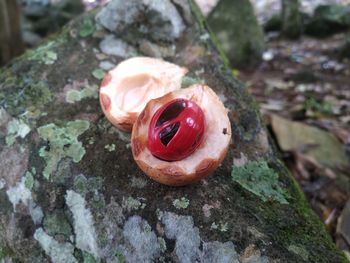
<box><xmin>232</xmin><ymin>161</ymin><xmax>290</xmax><ymax>204</ymax></box>
<box><xmin>305</xmin><ymin>97</ymin><xmax>333</xmax><ymax>115</ymax></box>
<box><xmin>37</xmin><ymin>120</ymin><xmax>90</xmax><ymax>179</ymax></box>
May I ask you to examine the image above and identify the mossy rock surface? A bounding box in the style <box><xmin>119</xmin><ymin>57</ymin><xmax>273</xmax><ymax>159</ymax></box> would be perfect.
<box><xmin>0</xmin><ymin>1</ymin><xmax>348</xmax><ymax>262</ymax></box>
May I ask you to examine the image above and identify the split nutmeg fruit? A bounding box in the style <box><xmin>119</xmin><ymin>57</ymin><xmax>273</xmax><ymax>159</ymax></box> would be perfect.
<box><xmin>99</xmin><ymin>57</ymin><xmax>231</xmax><ymax>186</ymax></box>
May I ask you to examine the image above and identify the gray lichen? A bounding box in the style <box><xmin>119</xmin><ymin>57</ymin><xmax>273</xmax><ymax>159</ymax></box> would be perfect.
<box><xmin>162</xmin><ymin>212</ymin><xmax>201</xmax><ymax>263</ymax></box>
<box><xmin>121</xmin><ymin>216</ymin><xmax>161</xmax><ymax>262</ymax></box>
<box><xmin>6</xmin><ymin>176</ymin><xmax>43</xmax><ymax>224</ymax></box>
<box><xmin>34</xmin><ymin>228</ymin><xmax>77</xmax><ymax>263</ymax></box>
<box><xmin>202</xmin><ymin>241</ymin><xmax>239</xmax><ymax>263</ymax></box>
<box><xmin>65</xmin><ymin>190</ymin><xmax>99</xmax><ymax>259</ymax></box>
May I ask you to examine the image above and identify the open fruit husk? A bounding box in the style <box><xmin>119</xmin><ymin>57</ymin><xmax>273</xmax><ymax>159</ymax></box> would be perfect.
<box><xmin>99</xmin><ymin>57</ymin><xmax>188</xmax><ymax>132</ymax></box>
<box><xmin>131</xmin><ymin>84</ymin><xmax>232</xmax><ymax>186</ymax></box>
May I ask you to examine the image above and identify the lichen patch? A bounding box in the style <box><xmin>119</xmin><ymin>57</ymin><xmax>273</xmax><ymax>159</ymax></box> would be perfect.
<box><xmin>5</xmin><ymin>119</ymin><xmax>31</xmax><ymax>146</ymax></box>
<box><xmin>66</xmin><ymin>85</ymin><xmax>98</xmax><ymax>104</ymax></box>
<box><xmin>65</xmin><ymin>190</ymin><xmax>99</xmax><ymax>259</ymax></box>
<box><xmin>121</xmin><ymin>216</ymin><xmax>161</xmax><ymax>262</ymax></box>
<box><xmin>122</xmin><ymin>197</ymin><xmax>146</xmax><ymax>211</ymax></box>
<box><xmin>232</xmin><ymin>160</ymin><xmax>290</xmax><ymax>204</ymax></box>
<box><xmin>6</xmin><ymin>177</ymin><xmax>43</xmax><ymax>225</ymax></box>
<box><xmin>34</xmin><ymin>228</ymin><xmax>77</xmax><ymax>263</ymax></box>
<box><xmin>172</xmin><ymin>197</ymin><xmax>190</xmax><ymax>209</ymax></box>
<box><xmin>161</xmin><ymin>212</ymin><xmax>246</xmax><ymax>263</ymax></box>
<box><xmin>37</xmin><ymin>120</ymin><xmax>90</xmax><ymax>179</ymax></box>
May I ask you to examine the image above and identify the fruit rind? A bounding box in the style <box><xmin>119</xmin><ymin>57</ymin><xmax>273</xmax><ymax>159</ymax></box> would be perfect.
<box><xmin>132</xmin><ymin>84</ymin><xmax>232</xmax><ymax>186</ymax></box>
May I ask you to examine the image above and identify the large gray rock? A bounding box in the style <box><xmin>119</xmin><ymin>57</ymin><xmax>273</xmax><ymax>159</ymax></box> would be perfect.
<box><xmin>0</xmin><ymin>1</ymin><xmax>347</xmax><ymax>262</ymax></box>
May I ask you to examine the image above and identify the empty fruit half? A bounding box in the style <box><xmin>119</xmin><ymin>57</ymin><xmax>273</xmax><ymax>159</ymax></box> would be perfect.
<box><xmin>99</xmin><ymin>57</ymin><xmax>188</xmax><ymax>132</ymax></box>
<box><xmin>131</xmin><ymin>84</ymin><xmax>231</xmax><ymax>186</ymax></box>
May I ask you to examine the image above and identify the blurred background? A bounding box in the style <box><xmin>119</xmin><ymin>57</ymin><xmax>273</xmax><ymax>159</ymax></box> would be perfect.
<box><xmin>1</xmin><ymin>0</ymin><xmax>350</xmax><ymax>258</ymax></box>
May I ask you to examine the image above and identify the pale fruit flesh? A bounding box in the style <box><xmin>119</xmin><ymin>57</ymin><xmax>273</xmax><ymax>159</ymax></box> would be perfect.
<box><xmin>99</xmin><ymin>57</ymin><xmax>188</xmax><ymax>132</ymax></box>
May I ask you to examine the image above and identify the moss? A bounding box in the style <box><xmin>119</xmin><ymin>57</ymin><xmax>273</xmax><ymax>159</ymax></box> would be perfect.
<box><xmin>82</xmin><ymin>251</ymin><xmax>99</xmax><ymax>263</ymax></box>
<box><xmin>43</xmin><ymin>210</ymin><xmax>73</xmax><ymax>237</ymax></box>
<box><xmin>25</xmin><ymin>34</ymin><xmax>66</xmax><ymax>65</ymax></box>
<box><xmin>79</xmin><ymin>19</ymin><xmax>96</xmax><ymax>38</ymax></box>
<box><xmin>73</xmin><ymin>175</ymin><xmax>88</xmax><ymax>195</ymax></box>
<box><xmin>189</xmin><ymin>0</ymin><xmax>230</xmax><ymax>68</ymax></box>
<box><xmin>232</xmin><ymin>160</ymin><xmax>290</xmax><ymax>204</ymax></box>
<box><xmin>0</xmin><ymin>79</ymin><xmax>52</xmax><ymax>119</ymax></box>
<box><xmin>37</xmin><ymin>120</ymin><xmax>90</xmax><ymax>179</ymax></box>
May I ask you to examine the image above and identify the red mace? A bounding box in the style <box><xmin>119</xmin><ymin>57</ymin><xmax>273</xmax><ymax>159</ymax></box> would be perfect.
<box><xmin>148</xmin><ymin>98</ymin><xmax>205</xmax><ymax>161</ymax></box>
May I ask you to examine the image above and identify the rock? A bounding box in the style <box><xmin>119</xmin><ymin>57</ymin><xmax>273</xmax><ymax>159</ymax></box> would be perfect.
<box><xmin>207</xmin><ymin>0</ymin><xmax>265</xmax><ymax>68</ymax></box>
<box><xmin>99</xmin><ymin>35</ymin><xmax>136</xmax><ymax>58</ymax></box>
<box><xmin>271</xmin><ymin>114</ymin><xmax>348</xmax><ymax>169</ymax></box>
<box><xmin>95</xmin><ymin>0</ymin><xmax>185</xmax><ymax>42</ymax></box>
<box><xmin>0</xmin><ymin>1</ymin><xmax>348</xmax><ymax>262</ymax></box>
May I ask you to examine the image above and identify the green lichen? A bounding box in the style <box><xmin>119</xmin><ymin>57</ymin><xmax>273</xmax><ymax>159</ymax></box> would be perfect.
<box><xmin>37</xmin><ymin>120</ymin><xmax>90</xmax><ymax>179</ymax></box>
<box><xmin>92</xmin><ymin>69</ymin><xmax>105</xmax><ymax>80</ymax></box>
<box><xmin>232</xmin><ymin>161</ymin><xmax>290</xmax><ymax>204</ymax></box>
<box><xmin>66</xmin><ymin>85</ymin><xmax>99</xmax><ymax>103</ymax></box>
<box><xmin>172</xmin><ymin>197</ymin><xmax>190</xmax><ymax>209</ymax></box>
<box><xmin>211</xmin><ymin>222</ymin><xmax>229</xmax><ymax>232</ymax></box>
<box><xmin>24</xmin><ymin>171</ymin><xmax>34</xmax><ymax>190</ymax></box>
<box><xmin>104</xmin><ymin>144</ymin><xmax>116</xmax><ymax>152</ymax></box>
<box><xmin>79</xmin><ymin>19</ymin><xmax>96</xmax><ymax>38</ymax></box>
<box><xmin>123</xmin><ymin>197</ymin><xmax>146</xmax><ymax>211</ymax></box>
<box><xmin>27</xmin><ymin>36</ymin><xmax>66</xmax><ymax>65</ymax></box>
<box><xmin>5</xmin><ymin>119</ymin><xmax>31</xmax><ymax>146</ymax></box>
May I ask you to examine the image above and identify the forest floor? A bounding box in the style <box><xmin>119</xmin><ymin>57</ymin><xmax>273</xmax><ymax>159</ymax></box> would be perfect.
<box><xmin>239</xmin><ymin>31</ymin><xmax>350</xmax><ymax>257</ymax></box>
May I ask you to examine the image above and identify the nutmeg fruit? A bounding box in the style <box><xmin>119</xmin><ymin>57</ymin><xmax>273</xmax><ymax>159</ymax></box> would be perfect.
<box><xmin>131</xmin><ymin>84</ymin><xmax>231</xmax><ymax>186</ymax></box>
<box><xmin>99</xmin><ymin>57</ymin><xmax>188</xmax><ymax>132</ymax></box>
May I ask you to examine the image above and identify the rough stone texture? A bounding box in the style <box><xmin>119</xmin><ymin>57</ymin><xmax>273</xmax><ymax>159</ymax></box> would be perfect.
<box><xmin>207</xmin><ymin>0</ymin><xmax>265</xmax><ymax>68</ymax></box>
<box><xmin>95</xmin><ymin>0</ymin><xmax>185</xmax><ymax>42</ymax></box>
<box><xmin>0</xmin><ymin>1</ymin><xmax>348</xmax><ymax>263</ymax></box>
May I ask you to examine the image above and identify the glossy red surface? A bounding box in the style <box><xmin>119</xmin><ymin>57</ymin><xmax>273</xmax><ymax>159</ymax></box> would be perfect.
<box><xmin>148</xmin><ymin>98</ymin><xmax>205</xmax><ymax>161</ymax></box>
